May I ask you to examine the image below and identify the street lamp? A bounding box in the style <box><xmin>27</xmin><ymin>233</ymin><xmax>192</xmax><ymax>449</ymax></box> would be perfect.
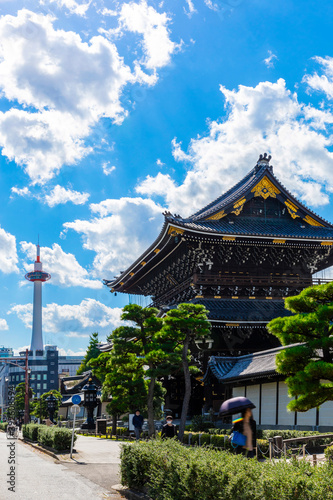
<box><xmin>81</xmin><ymin>378</ymin><xmax>98</xmax><ymax>430</ymax></box>
<box><xmin>46</xmin><ymin>393</ymin><xmax>57</xmax><ymax>423</ymax></box>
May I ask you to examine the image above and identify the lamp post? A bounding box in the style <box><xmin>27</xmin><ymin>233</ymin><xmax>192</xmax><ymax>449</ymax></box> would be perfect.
<box><xmin>46</xmin><ymin>393</ymin><xmax>57</xmax><ymax>423</ymax></box>
<box><xmin>81</xmin><ymin>378</ymin><xmax>98</xmax><ymax>430</ymax></box>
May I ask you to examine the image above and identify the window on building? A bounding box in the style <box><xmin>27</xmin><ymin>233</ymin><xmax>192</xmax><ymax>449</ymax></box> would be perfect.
<box><xmin>21</xmin><ymin>374</ymin><xmax>24</xmax><ymax>380</ymax></box>
<box><xmin>43</xmin><ymin>374</ymin><xmax>47</xmax><ymax>380</ymax></box>
<box><xmin>37</xmin><ymin>383</ymin><xmax>41</xmax><ymax>390</ymax></box>
<box><xmin>31</xmin><ymin>374</ymin><xmax>35</xmax><ymax>380</ymax></box>
<box><xmin>50</xmin><ymin>371</ymin><xmax>55</xmax><ymax>374</ymax></box>
<box><xmin>16</xmin><ymin>375</ymin><xmax>19</xmax><ymax>381</ymax></box>
<box><xmin>43</xmin><ymin>383</ymin><xmax>47</xmax><ymax>390</ymax></box>
<box><xmin>50</xmin><ymin>380</ymin><xmax>55</xmax><ymax>383</ymax></box>
<box><xmin>37</xmin><ymin>374</ymin><xmax>41</xmax><ymax>380</ymax></box>
<box><xmin>50</xmin><ymin>362</ymin><xmax>55</xmax><ymax>366</ymax></box>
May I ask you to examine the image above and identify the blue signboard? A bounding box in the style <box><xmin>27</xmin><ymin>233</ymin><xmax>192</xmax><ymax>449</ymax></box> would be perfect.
<box><xmin>72</xmin><ymin>395</ymin><xmax>81</xmax><ymax>405</ymax></box>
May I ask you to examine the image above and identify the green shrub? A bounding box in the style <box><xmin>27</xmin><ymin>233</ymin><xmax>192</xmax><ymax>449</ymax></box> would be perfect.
<box><xmin>38</xmin><ymin>426</ymin><xmax>54</xmax><ymax>447</ymax></box>
<box><xmin>23</xmin><ymin>424</ymin><xmax>40</xmax><ymax>441</ymax></box>
<box><xmin>191</xmin><ymin>415</ymin><xmax>213</xmax><ymax>432</ymax></box>
<box><xmin>210</xmin><ymin>434</ymin><xmax>224</xmax><ymax>448</ymax></box>
<box><xmin>21</xmin><ymin>423</ymin><xmax>75</xmax><ymax>451</ymax></box>
<box><xmin>325</xmin><ymin>445</ymin><xmax>333</xmax><ymax>463</ymax></box>
<box><xmin>0</xmin><ymin>422</ymin><xmax>8</xmax><ymax>431</ymax></box>
<box><xmin>116</xmin><ymin>427</ymin><xmax>130</xmax><ymax>436</ymax></box>
<box><xmin>256</xmin><ymin>439</ymin><xmax>269</xmax><ymax>459</ymax></box>
<box><xmin>53</xmin><ymin>428</ymin><xmax>76</xmax><ymax>451</ymax></box>
<box><xmin>200</xmin><ymin>433</ymin><xmax>211</xmax><ymax>446</ymax></box>
<box><xmin>121</xmin><ymin>439</ymin><xmax>333</xmax><ymax>500</ymax></box>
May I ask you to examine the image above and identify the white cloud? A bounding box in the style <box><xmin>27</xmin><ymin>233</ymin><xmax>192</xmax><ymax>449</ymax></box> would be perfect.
<box><xmin>136</xmin><ymin>78</ymin><xmax>333</xmax><ymax>215</ymax></box>
<box><xmin>99</xmin><ymin>8</ymin><xmax>118</xmax><ymax>16</ymax></box>
<box><xmin>0</xmin><ymin>9</ymin><xmax>156</xmax><ymax>183</ymax></box>
<box><xmin>44</xmin><ymin>185</ymin><xmax>90</xmax><ymax>207</ymax></box>
<box><xmin>63</xmin><ymin>197</ymin><xmax>164</xmax><ymax>277</ymax></box>
<box><xmin>118</xmin><ymin>0</ymin><xmax>181</xmax><ymax>69</ymax></box>
<box><xmin>10</xmin><ymin>186</ymin><xmax>31</xmax><ymax>198</ymax></box>
<box><xmin>156</xmin><ymin>158</ymin><xmax>165</xmax><ymax>166</ymax></box>
<box><xmin>264</xmin><ymin>50</ymin><xmax>278</xmax><ymax>69</ymax></box>
<box><xmin>40</xmin><ymin>0</ymin><xmax>91</xmax><ymax>16</ymax></box>
<box><xmin>9</xmin><ymin>299</ymin><xmax>123</xmax><ymax>337</ymax></box>
<box><xmin>304</xmin><ymin>56</ymin><xmax>333</xmax><ymax>100</ymax></box>
<box><xmin>102</xmin><ymin>161</ymin><xmax>116</xmax><ymax>175</ymax></box>
<box><xmin>184</xmin><ymin>0</ymin><xmax>197</xmax><ymax>18</ymax></box>
<box><xmin>57</xmin><ymin>347</ymin><xmax>87</xmax><ymax>356</ymax></box>
<box><xmin>0</xmin><ymin>318</ymin><xmax>9</xmax><ymax>330</ymax></box>
<box><xmin>20</xmin><ymin>242</ymin><xmax>102</xmax><ymax>288</ymax></box>
<box><xmin>0</xmin><ymin>227</ymin><xmax>19</xmax><ymax>274</ymax></box>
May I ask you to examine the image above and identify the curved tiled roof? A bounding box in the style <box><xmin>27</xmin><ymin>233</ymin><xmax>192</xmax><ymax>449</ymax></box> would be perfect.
<box><xmin>180</xmin><ymin>217</ymin><xmax>333</xmax><ymax>239</ymax></box>
<box><xmin>204</xmin><ymin>344</ymin><xmax>295</xmax><ymax>382</ymax></box>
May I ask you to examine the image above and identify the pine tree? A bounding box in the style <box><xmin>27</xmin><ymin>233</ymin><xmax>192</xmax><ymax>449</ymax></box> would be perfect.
<box><xmin>77</xmin><ymin>332</ymin><xmax>100</xmax><ymax>375</ymax></box>
<box><xmin>162</xmin><ymin>303</ymin><xmax>211</xmax><ymax>441</ymax></box>
<box><xmin>267</xmin><ymin>282</ymin><xmax>333</xmax><ymax>412</ymax></box>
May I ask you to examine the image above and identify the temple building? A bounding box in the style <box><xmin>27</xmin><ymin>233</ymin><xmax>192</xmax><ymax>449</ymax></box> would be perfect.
<box><xmin>104</xmin><ymin>153</ymin><xmax>333</xmax><ymax>419</ymax></box>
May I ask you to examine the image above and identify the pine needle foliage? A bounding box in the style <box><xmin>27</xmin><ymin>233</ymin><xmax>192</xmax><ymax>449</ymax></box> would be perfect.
<box><xmin>267</xmin><ymin>282</ymin><xmax>333</xmax><ymax>412</ymax></box>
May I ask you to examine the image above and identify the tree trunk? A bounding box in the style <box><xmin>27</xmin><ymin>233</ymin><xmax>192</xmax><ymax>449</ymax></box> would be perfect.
<box><xmin>147</xmin><ymin>376</ymin><xmax>156</xmax><ymax>438</ymax></box>
<box><xmin>178</xmin><ymin>337</ymin><xmax>191</xmax><ymax>442</ymax></box>
<box><xmin>112</xmin><ymin>413</ymin><xmax>117</xmax><ymax>435</ymax></box>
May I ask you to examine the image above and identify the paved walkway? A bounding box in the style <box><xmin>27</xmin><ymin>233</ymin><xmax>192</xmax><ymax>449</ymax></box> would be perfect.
<box><xmin>59</xmin><ymin>435</ymin><xmax>124</xmax><ymax>493</ymax></box>
<box><xmin>0</xmin><ymin>431</ymin><xmax>123</xmax><ymax>499</ymax></box>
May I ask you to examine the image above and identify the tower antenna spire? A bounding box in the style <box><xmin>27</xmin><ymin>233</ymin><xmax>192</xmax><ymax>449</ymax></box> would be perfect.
<box><xmin>25</xmin><ymin>244</ymin><xmax>51</xmax><ymax>353</ymax></box>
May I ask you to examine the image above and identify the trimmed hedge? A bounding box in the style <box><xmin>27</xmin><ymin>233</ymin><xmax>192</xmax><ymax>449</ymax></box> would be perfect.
<box><xmin>0</xmin><ymin>422</ymin><xmax>8</xmax><ymax>431</ymax></box>
<box><xmin>116</xmin><ymin>426</ymin><xmax>130</xmax><ymax>436</ymax></box>
<box><xmin>121</xmin><ymin>439</ymin><xmax>333</xmax><ymax>500</ymax></box>
<box><xmin>23</xmin><ymin>424</ymin><xmax>40</xmax><ymax>442</ymax></box>
<box><xmin>23</xmin><ymin>424</ymin><xmax>76</xmax><ymax>451</ymax></box>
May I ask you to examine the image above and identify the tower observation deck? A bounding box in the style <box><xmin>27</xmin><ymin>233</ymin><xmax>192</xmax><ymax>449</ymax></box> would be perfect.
<box><xmin>25</xmin><ymin>245</ymin><xmax>51</xmax><ymax>353</ymax></box>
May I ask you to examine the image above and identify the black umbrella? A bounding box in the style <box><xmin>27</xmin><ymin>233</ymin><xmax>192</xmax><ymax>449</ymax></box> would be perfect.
<box><xmin>220</xmin><ymin>396</ymin><xmax>256</xmax><ymax>416</ymax></box>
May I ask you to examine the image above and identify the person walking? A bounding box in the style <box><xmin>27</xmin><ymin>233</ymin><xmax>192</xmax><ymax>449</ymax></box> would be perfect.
<box><xmin>132</xmin><ymin>410</ymin><xmax>144</xmax><ymax>440</ymax></box>
<box><xmin>161</xmin><ymin>416</ymin><xmax>177</xmax><ymax>439</ymax></box>
<box><xmin>231</xmin><ymin>408</ymin><xmax>256</xmax><ymax>458</ymax></box>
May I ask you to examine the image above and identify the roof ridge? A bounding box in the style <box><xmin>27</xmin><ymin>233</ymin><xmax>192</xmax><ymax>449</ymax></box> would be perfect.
<box><xmin>188</xmin><ymin>164</ymin><xmax>261</xmax><ymax>221</ymax></box>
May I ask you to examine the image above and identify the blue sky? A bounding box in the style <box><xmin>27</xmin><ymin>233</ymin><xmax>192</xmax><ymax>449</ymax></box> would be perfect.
<box><xmin>0</xmin><ymin>0</ymin><xmax>333</xmax><ymax>356</ymax></box>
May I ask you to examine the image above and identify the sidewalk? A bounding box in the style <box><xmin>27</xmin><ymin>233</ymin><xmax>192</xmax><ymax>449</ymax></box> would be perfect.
<box><xmin>59</xmin><ymin>434</ymin><xmax>124</xmax><ymax>495</ymax></box>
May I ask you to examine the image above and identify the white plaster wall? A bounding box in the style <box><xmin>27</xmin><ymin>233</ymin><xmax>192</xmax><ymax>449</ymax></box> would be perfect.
<box><xmin>278</xmin><ymin>382</ymin><xmax>294</xmax><ymax>426</ymax></box>
<box><xmin>261</xmin><ymin>382</ymin><xmax>277</xmax><ymax>425</ymax></box>
<box><xmin>232</xmin><ymin>386</ymin><xmax>245</xmax><ymax>398</ymax></box>
<box><xmin>246</xmin><ymin>385</ymin><xmax>260</xmax><ymax>423</ymax></box>
<box><xmin>319</xmin><ymin>400</ymin><xmax>333</xmax><ymax>426</ymax></box>
<box><xmin>297</xmin><ymin>407</ymin><xmax>317</xmax><ymax>427</ymax></box>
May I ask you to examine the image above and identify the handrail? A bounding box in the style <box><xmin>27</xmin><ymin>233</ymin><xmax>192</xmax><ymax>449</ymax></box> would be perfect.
<box><xmin>283</xmin><ymin>433</ymin><xmax>333</xmax><ymax>444</ymax></box>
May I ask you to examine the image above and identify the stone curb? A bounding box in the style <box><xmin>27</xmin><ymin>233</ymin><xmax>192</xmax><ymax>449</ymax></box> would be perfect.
<box><xmin>112</xmin><ymin>484</ymin><xmax>151</xmax><ymax>500</ymax></box>
<box><xmin>19</xmin><ymin>437</ymin><xmax>71</xmax><ymax>461</ymax></box>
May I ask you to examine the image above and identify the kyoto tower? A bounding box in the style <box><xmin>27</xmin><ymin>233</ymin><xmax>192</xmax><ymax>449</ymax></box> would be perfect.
<box><xmin>25</xmin><ymin>245</ymin><xmax>51</xmax><ymax>353</ymax></box>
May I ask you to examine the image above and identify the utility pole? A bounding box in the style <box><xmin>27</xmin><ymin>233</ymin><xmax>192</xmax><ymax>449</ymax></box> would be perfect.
<box><xmin>24</xmin><ymin>349</ymin><xmax>29</xmax><ymax>424</ymax></box>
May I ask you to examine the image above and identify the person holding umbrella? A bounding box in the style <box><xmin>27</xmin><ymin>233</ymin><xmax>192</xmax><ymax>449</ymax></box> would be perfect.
<box><xmin>220</xmin><ymin>396</ymin><xmax>257</xmax><ymax>458</ymax></box>
<box><xmin>231</xmin><ymin>408</ymin><xmax>256</xmax><ymax>458</ymax></box>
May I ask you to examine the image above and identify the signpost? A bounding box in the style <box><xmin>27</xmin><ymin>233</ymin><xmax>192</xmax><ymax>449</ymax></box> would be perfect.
<box><xmin>72</xmin><ymin>395</ymin><xmax>81</xmax><ymax>405</ymax></box>
<box><xmin>70</xmin><ymin>404</ymin><xmax>80</xmax><ymax>459</ymax></box>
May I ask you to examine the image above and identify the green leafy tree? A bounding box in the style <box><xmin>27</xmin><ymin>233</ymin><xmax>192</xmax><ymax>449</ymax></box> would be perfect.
<box><xmin>77</xmin><ymin>332</ymin><xmax>100</xmax><ymax>375</ymax></box>
<box><xmin>114</xmin><ymin>305</ymin><xmax>178</xmax><ymax>437</ymax></box>
<box><xmin>11</xmin><ymin>382</ymin><xmax>34</xmax><ymax>420</ymax></box>
<box><xmin>267</xmin><ymin>282</ymin><xmax>333</xmax><ymax>412</ymax></box>
<box><xmin>162</xmin><ymin>303</ymin><xmax>211</xmax><ymax>441</ymax></box>
<box><xmin>90</xmin><ymin>343</ymin><xmax>148</xmax><ymax>434</ymax></box>
<box><xmin>31</xmin><ymin>390</ymin><xmax>62</xmax><ymax>420</ymax></box>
